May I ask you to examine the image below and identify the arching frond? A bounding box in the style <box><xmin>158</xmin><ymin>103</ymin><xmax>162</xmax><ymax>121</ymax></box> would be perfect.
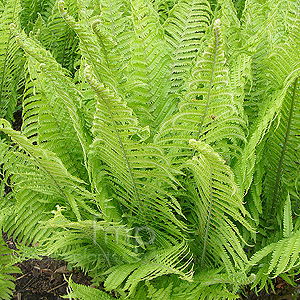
<box><xmin>58</xmin><ymin>0</ymin><xmax>121</xmax><ymax>92</ymax></box>
<box><xmin>156</xmin><ymin>19</ymin><xmax>246</xmax><ymax>164</ymax></box>
<box><xmin>104</xmin><ymin>241</ymin><xmax>193</xmax><ymax>296</ymax></box>
<box><xmin>249</xmin><ymin>228</ymin><xmax>300</xmax><ymax>280</ymax></box>
<box><xmin>183</xmin><ymin>140</ymin><xmax>252</xmax><ymax>271</ymax></box>
<box><xmin>44</xmin><ymin>206</ymin><xmax>137</xmax><ymax>273</ymax></box>
<box><xmin>66</xmin><ymin>278</ymin><xmax>116</xmax><ymax>300</ymax></box>
<box><xmin>85</xmin><ymin>66</ymin><xmax>186</xmax><ymax>246</ymax></box>
<box><xmin>97</xmin><ymin>0</ymin><xmax>133</xmax><ymax>66</ymax></box>
<box><xmin>15</xmin><ymin>29</ymin><xmax>92</xmax><ymax>167</ymax></box>
<box><xmin>21</xmin><ymin>53</ymin><xmax>88</xmax><ymax>180</ymax></box>
<box><xmin>0</xmin><ymin>119</ymin><xmax>95</xmax><ymax>243</ymax></box>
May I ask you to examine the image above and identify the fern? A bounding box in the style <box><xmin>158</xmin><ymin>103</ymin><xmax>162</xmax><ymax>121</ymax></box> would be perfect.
<box><xmin>156</xmin><ymin>19</ymin><xmax>246</xmax><ymax>165</ymax></box>
<box><xmin>85</xmin><ymin>65</ymin><xmax>186</xmax><ymax>246</ymax></box>
<box><xmin>184</xmin><ymin>139</ymin><xmax>252</xmax><ymax>271</ymax></box>
<box><xmin>104</xmin><ymin>241</ymin><xmax>193</xmax><ymax>295</ymax></box>
<box><xmin>2</xmin><ymin>0</ymin><xmax>300</xmax><ymax>298</ymax></box>
<box><xmin>163</xmin><ymin>0</ymin><xmax>211</xmax><ymax>94</ymax></box>
<box><xmin>0</xmin><ymin>0</ymin><xmax>24</xmax><ymax>121</ymax></box>
<box><xmin>65</xmin><ymin>278</ymin><xmax>115</xmax><ymax>300</ymax></box>
<box><xmin>0</xmin><ymin>236</ymin><xmax>20</xmax><ymax>300</ymax></box>
<box><xmin>126</xmin><ymin>0</ymin><xmax>175</xmax><ymax>129</ymax></box>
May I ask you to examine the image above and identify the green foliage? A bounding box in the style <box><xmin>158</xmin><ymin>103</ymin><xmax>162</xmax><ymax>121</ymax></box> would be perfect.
<box><xmin>0</xmin><ymin>236</ymin><xmax>20</xmax><ymax>300</ymax></box>
<box><xmin>0</xmin><ymin>0</ymin><xmax>24</xmax><ymax>122</ymax></box>
<box><xmin>0</xmin><ymin>0</ymin><xmax>300</xmax><ymax>299</ymax></box>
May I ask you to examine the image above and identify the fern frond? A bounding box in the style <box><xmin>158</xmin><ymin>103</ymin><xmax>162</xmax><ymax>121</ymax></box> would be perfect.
<box><xmin>20</xmin><ymin>0</ymin><xmax>56</xmax><ymax>33</ymax></box>
<box><xmin>85</xmin><ymin>65</ymin><xmax>186</xmax><ymax>246</ymax></box>
<box><xmin>0</xmin><ymin>119</ymin><xmax>95</xmax><ymax>243</ymax></box>
<box><xmin>163</xmin><ymin>0</ymin><xmax>211</xmax><ymax>93</ymax></box>
<box><xmin>152</xmin><ymin>0</ymin><xmax>178</xmax><ymax>24</ymax></box>
<box><xmin>122</xmin><ymin>0</ymin><xmax>175</xmax><ymax>129</ymax></box>
<box><xmin>171</xmin><ymin>268</ymin><xmax>254</xmax><ymax>300</ymax></box>
<box><xmin>240</xmin><ymin>5</ymin><xmax>300</xmax><ymax>193</ymax></box>
<box><xmin>21</xmin><ymin>53</ymin><xmax>88</xmax><ymax>181</ymax></box>
<box><xmin>97</xmin><ymin>0</ymin><xmax>133</xmax><ymax>66</ymax></box>
<box><xmin>156</xmin><ymin>19</ymin><xmax>246</xmax><ymax>164</ymax></box>
<box><xmin>184</xmin><ymin>139</ymin><xmax>251</xmax><ymax>270</ymax></box>
<box><xmin>0</xmin><ymin>0</ymin><xmax>24</xmax><ymax>121</ymax></box>
<box><xmin>58</xmin><ymin>0</ymin><xmax>120</xmax><ymax>92</ymax></box>
<box><xmin>249</xmin><ymin>229</ymin><xmax>300</xmax><ymax>279</ymax></box>
<box><xmin>104</xmin><ymin>241</ymin><xmax>193</xmax><ymax>296</ymax></box>
<box><xmin>36</xmin><ymin>0</ymin><xmax>80</xmax><ymax>73</ymax></box>
<box><xmin>15</xmin><ymin>29</ymin><xmax>92</xmax><ymax>166</ymax></box>
<box><xmin>44</xmin><ymin>207</ymin><xmax>136</xmax><ymax>273</ymax></box>
<box><xmin>262</xmin><ymin>78</ymin><xmax>300</xmax><ymax>218</ymax></box>
<box><xmin>0</xmin><ymin>236</ymin><xmax>20</xmax><ymax>300</ymax></box>
<box><xmin>66</xmin><ymin>278</ymin><xmax>115</xmax><ymax>300</ymax></box>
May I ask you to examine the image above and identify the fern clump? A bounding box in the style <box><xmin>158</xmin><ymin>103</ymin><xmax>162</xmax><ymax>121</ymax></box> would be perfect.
<box><xmin>0</xmin><ymin>0</ymin><xmax>300</xmax><ymax>299</ymax></box>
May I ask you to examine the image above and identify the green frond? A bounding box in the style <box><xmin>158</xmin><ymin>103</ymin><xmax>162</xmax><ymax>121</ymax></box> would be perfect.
<box><xmin>171</xmin><ymin>269</ymin><xmax>254</xmax><ymax>300</ymax></box>
<box><xmin>249</xmin><ymin>229</ymin><xmax>300</xmax><ymax>280</ymax></box>
<box><xmin>44</xmin><ymin>206</ymin><xmax>137</xmax><ymax>273</ymax></box>
<box><xmin>145</xmin><ymin>280</ymin><xmax>173</xmax><ymax>300</ymax></box>
<box><xmin>163</xmin><ymin>0</ymin><xmax>211</xmax><ymax>93</ymax></box>
<box><xmin>57</xmin><ymin>0</ymin><xmax>121</xmax><ymax>92</ymax></box>
<box><xmin>0</xmin><ymin>236</ymin><xmax>20</xmax><ymax>300</ymax></box>
<box><xmin>262</xmin><ymin>78</ymin><xmax>300</xmax><ymax>219</ymax></box>
<box><xmin>20</xmin><ymin>0</ymin><xmax>56</xmax><ymax>33</ymax></box>
<box><xmin>126</xmin><ymin>0</ymin><xmax>174</xmax><ymax>128</ymax></box>
<box><xmin>85</xmin><ymin>65</ymin><xmax>186</xmax><ymax>246</ymax></box>
<box><xmin>152</xmin><ymin>0</ymin><xmax>178</xmax><ymax>24</ymax></box>
<box><xmin>241</xmin><ymin>7</ymin><xmax>300</xmax><ymax>193</ymax></box>
<box><xmin>218</xmin><ymin>0</ymin><xmax>252</xmax><ymax>117</ymax></box>
<box><xmin>21</xmin><ymin>53</ymin><xmax>88</xmax><ymax>181</ymax></box>
<box><xmin>97</xmin><ymin>0</ymin><xmax>133</xmax><ymax>65</ymax></box>
<box><xmin>0</xmin><ymin>119</ymin><xmax>95</xmax><ymax>243</ymax></box>
<box><xmin>104</xmin><ymin>241</ymin><xmax>193</xmax><ymax>296</ymax></box>
<box><xmin>184</xmin><ymin>140</ymin><xmax>252</xmax><ymax>270</ymax></box>
<box><xmin>35</xmin><ymin>0</ymin><xmax>80</xmax><ymax>73</ymax></box>
<box><xmin>156</xmin><ymin>19</ymin><xmax>246</xmax><ymax>164</ymax></box>
<box><xmin>15</xmin><ymin>29</ymin><xmax>92</xmax><ymax>166</ymax></box>
<box><xmin>65</xmin><ymin>278</ymin><xmax>116</xmax><ymax>300</ymax></box>
<box><xmin>0</xmin><ymin>0</ymin><xmax>24</xmax><ymax>121</ymax></box>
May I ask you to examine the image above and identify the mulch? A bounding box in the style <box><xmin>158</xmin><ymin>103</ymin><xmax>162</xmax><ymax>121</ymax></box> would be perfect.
<box><xmin>3</xmin><ymin>232</ymin><xmax>92</xmax><ymax>300</ymax></box>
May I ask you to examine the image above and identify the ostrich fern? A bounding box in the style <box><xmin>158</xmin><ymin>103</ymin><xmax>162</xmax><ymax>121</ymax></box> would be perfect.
<box><xmin>0</xmin><ymin>0</ymin><xmax>300</xmax><ymax>299</ymax></box>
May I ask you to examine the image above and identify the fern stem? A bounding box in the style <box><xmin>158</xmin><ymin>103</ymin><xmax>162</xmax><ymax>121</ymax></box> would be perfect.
<box><xmin>201</xmin><ymin>164</ymin><xmax>213</xmax><ymax>268</ymax></box>
<box><xmin>271</xmin><ymin>77</ymin><xmax>298</xmax><ymax>215</ymax></box>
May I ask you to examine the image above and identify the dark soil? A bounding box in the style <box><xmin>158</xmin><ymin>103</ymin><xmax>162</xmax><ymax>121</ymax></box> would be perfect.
<box><xmin>240</xmin><ymin>277</ymin><xmax>300</xmax><ymax>300</ymax></box>
<box><xmin>13</xmin><ymin>257</ymin><xmax>92</xmax><ymax>300</ymax></box>
<box><xmin>3</xmin><ymin>232</ymin><xmax>93</xmax><ymax>300</ymax></box>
